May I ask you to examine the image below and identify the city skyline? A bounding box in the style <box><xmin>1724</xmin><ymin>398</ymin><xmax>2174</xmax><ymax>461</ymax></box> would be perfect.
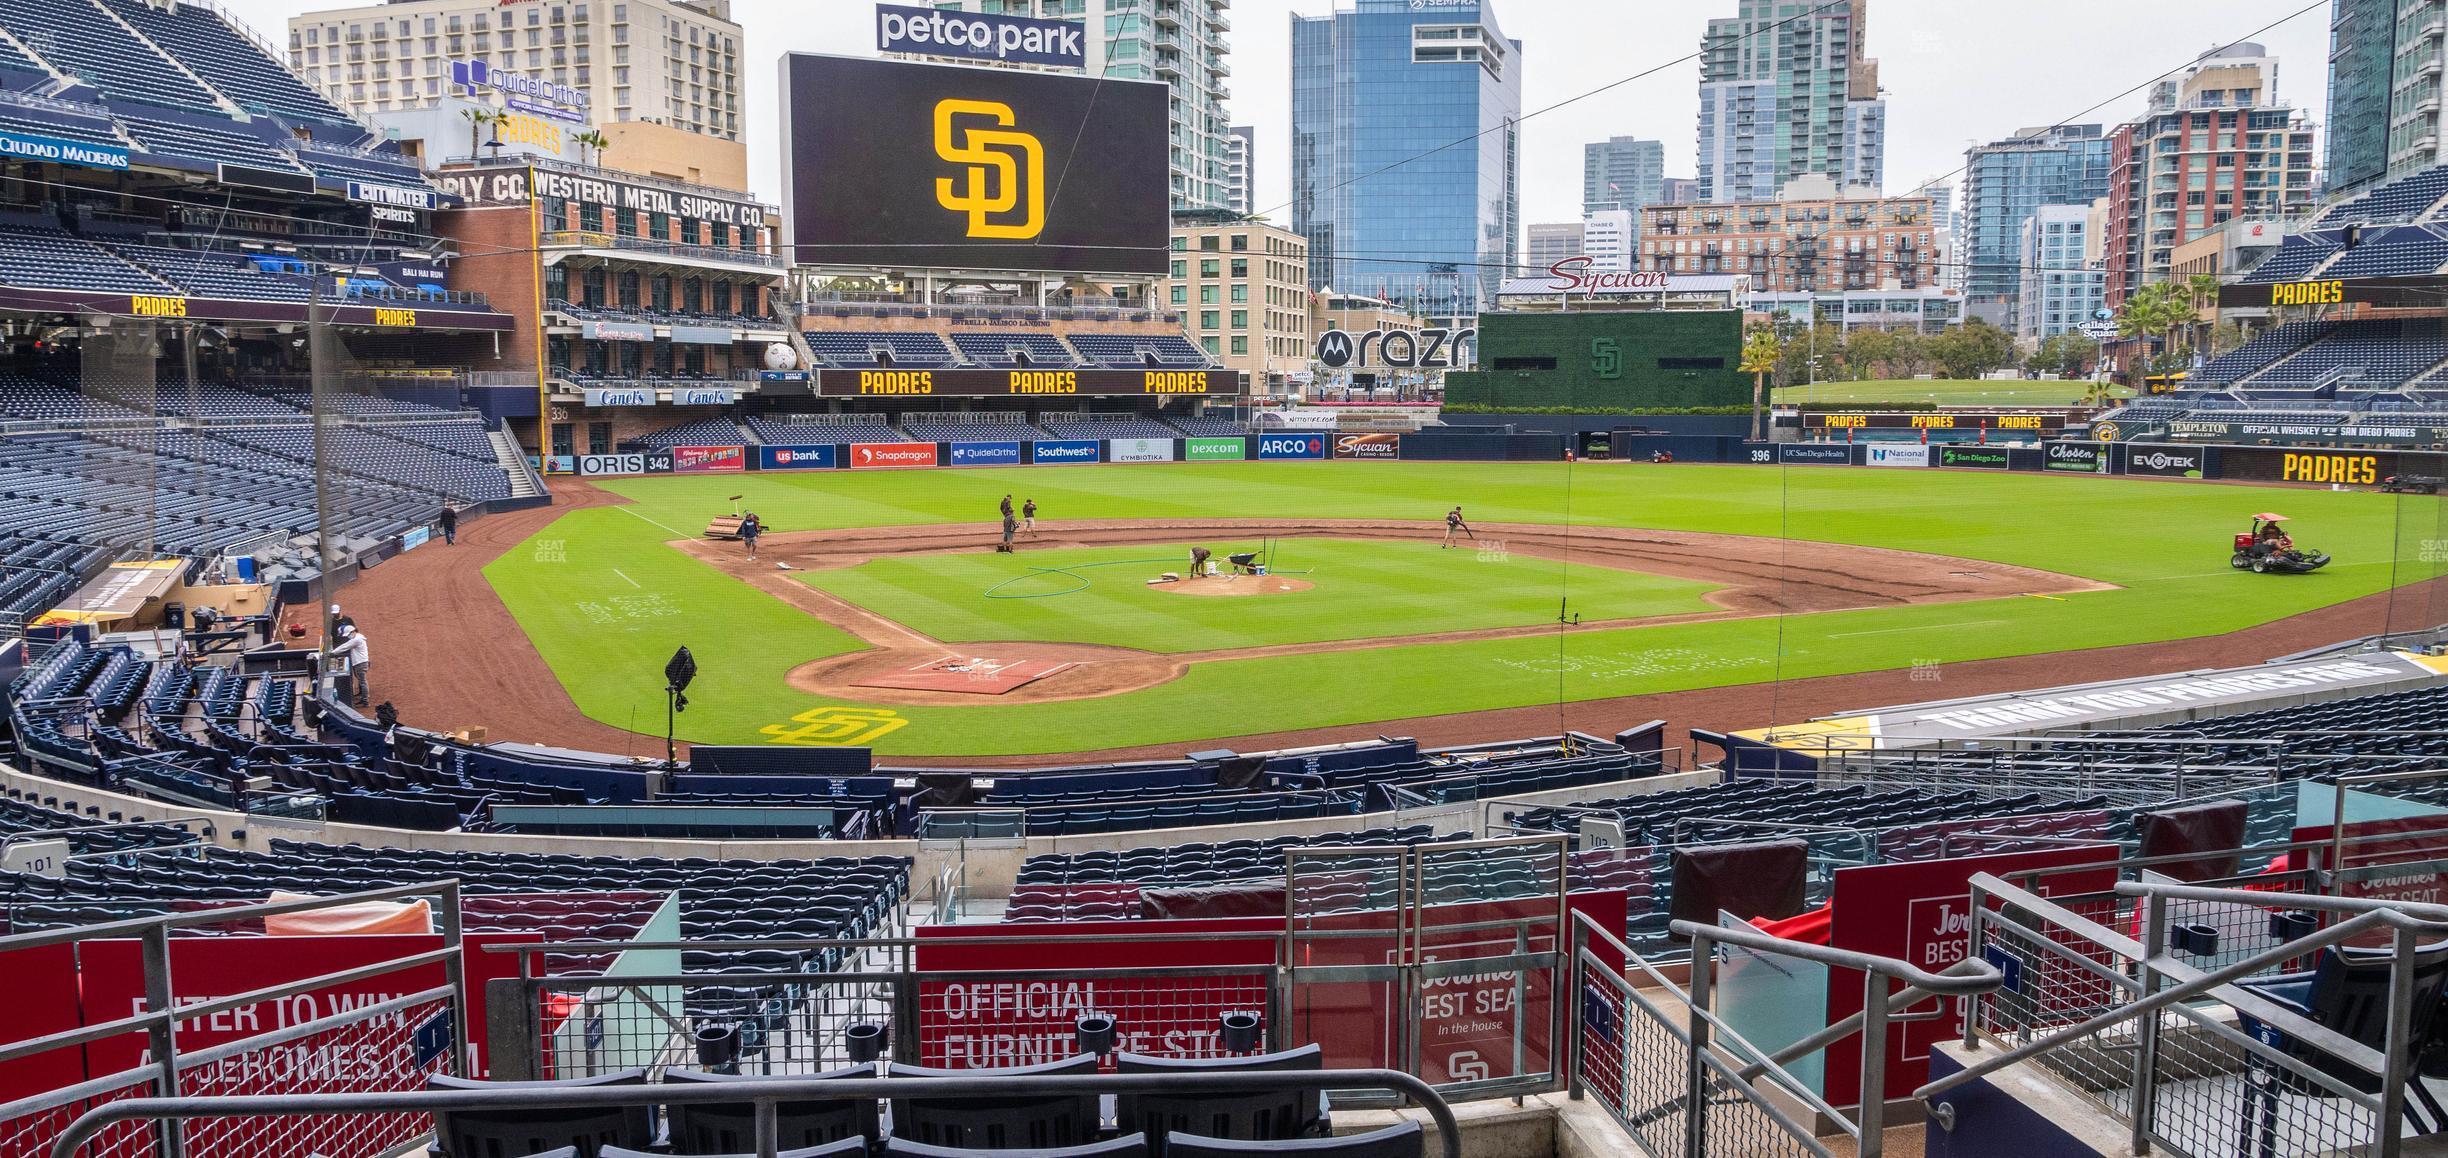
<box><xmin>220</xmin><ymin>0</ymin><xmax>2333</xmax><ymax>237</ymax></box>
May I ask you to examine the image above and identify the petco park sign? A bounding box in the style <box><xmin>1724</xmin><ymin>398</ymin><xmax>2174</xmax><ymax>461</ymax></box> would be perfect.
<box><xmin>877</xmin><ymin>3</ymin><xmax>1086</xmax><ymax>68</ymax></box>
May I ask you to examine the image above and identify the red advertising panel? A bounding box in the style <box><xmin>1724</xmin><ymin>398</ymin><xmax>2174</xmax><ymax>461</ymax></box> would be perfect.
<box><xmin>1824</xmin><ymin>845</ymin><xmax>2118</xmax><ymax>1105</ymax></box>
<box><xmin>670</xmin><ymin>445</ymin><xmax>746</xmax><ymax>473</ymax></box>
<box><xmin>2294</xmin><ymin>815</ymin><xmax>2448</xmax><ymax>911</ymax></box>
<box><xmin>849</xmin><ymin>442</ymin><xmax>940</xmax><ymax>469</ymax></box>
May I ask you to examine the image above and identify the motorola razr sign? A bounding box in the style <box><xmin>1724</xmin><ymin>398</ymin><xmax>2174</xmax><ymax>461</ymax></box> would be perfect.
<box><xmin>876</xmin><ymin>3</ymin><xmax>1086</xmax><ymax>68</ymax></box>
<box><xmin>1314</xmin><ymin>328</ymin><xmax>1475</xmax><ymax>369</ymax></box>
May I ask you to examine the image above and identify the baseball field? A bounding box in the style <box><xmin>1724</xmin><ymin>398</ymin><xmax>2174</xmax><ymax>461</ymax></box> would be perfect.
<box><xmin>421</xmin><ymin>462</ymin><xmax>2445</xmax><ymax>758</ymax></box>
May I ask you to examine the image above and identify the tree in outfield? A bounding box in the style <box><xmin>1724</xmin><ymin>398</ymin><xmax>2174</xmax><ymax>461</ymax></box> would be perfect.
<box><xmin>1771</xmin><ymin>320</ymin><xmax>1846</xmax><ymax>387</ymax></box>
<box><xmin>2032</xmin><ymin>330</ymin><xmax>2100</xmax><ymax>378</ymax></box>
<box><xmin>1885</xmin><ymin>330</ymin><xmax>1932</xmax><ymax>379</ymax></box>
<box><xmin>1928</xmin><ymin>319</ymin><xmax>2019</xmax><ymax>380</ymax></box>
<box><xmin>1842</xmin><ymin>326</ymin><xmax>1900</xmax><ymax>380</ymax></box>
<box><xmin>1740</xmin><ymin>323</ymin><xmax>1783</xmax><ymax>440</ymax></box>
<box><xmin>2117</xmin><ymin>282</ymin><xmax>2192</xmax><ymax>373</ymax></box>
<box><xmin>2185</xmin><ymin>273</ymin><xmax>2222</xmax><ymax>357</ymax></box>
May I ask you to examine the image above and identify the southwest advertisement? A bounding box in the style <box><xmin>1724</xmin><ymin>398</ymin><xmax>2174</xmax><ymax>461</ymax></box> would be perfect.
<box><xmin>670</xmin><ymin>445</ymin><xmax>745</xmax><ymax>474</ymax></box>
<box><xmin>1030</xmin><ymin>439</ymin><xmax>1101</xmax><ymax>464</ymax></box>
<box><xmin>778</xmin><ymin>53</ymin><xmax>1169</xmax><ymax>274</ymax></box>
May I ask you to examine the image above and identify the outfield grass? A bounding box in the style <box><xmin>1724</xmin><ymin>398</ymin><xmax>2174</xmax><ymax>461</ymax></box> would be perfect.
<box><xmin>1773</xmin><ymin>379</ymin><xmax>2130</xmax><ymax>407</ymax></box>
<box><xmin>803</xmin><ymin>539</ymin><xmax>1725</xmax><ymax>653</ymax></box>
<box><xmin>478</xmin><ymin>463</ymin><xmax>2447</xmax><ymax>755</ymax></box>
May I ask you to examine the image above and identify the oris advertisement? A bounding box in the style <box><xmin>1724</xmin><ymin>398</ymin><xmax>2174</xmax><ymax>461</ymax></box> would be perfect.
<box><xmin>778</xmin><ymin>53</ymin><xmax>1169</xmax><ymax>274</ymax></box>
<box><xmin>1257</xmin><ymin>433</ymin><xmax>1328</xmax><ymax>460</ymax></box>
<box><xmin>1777</xmin><ymin>444</ymin><xmax>1854</xmax><ymax>466</ymax></box>
<box><xmin>758</xmin><ymin>445</ymin><xmax>839</xmax><ymax>471</ymax></box>
<box><xmin>1937</xmin><ymin>445</ymin><xmax>2011</xmax><ymax>470</ymax></box>
<box><xmin>849</xmin><ymin>442</ymin><xmax>941</xmax><ymax>469</ymax></box>
<box><xmin>947</xmin><ymin>441</ymin><xmax>1024</xmax><ymax>466</ymax></box>
<box><xmin>2043</xmin><ymin>443</ymin><xmax>2104</xmax><ymax>473</ymax></box>
<box><xmin>2123</xmin><ymin>446</ymin><xmax>2205</xmax><ymax>479</ymax></box>
<box><xmin>1029</xmin><ymin>439</ymin><xmax>1101</xmax><ymax>464</ymax></box>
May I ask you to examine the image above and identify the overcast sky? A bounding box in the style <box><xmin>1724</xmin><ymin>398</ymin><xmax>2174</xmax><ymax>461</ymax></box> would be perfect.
<box><xmin>221</xmin><ymin>0</ymin><xmax>2335</xmax><ymax>220</ymax></box>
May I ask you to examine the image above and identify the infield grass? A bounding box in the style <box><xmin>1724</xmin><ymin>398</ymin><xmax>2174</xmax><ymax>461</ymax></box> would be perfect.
<box><xmin>481</xmin><ymin>463</ymin><xmax>2448</xmax><ymax>755</ymax></box>
<box><xmin>803</xmin><ymin>539</ymin><xmax>1724</xmax><ymax>652</ymax></box>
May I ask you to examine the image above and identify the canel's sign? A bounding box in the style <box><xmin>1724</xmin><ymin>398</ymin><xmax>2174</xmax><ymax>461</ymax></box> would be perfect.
<box><xmin>1315</xmin><ymin>327</ymin><xmax>1474</xmax><ymax>370</ymax></box>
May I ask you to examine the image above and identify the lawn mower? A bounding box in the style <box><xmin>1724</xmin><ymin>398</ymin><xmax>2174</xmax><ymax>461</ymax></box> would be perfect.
<box><xmin>2231</xmin><ymin>513</ymin><xmax>2331</xmax><ymax>574</ymax></box>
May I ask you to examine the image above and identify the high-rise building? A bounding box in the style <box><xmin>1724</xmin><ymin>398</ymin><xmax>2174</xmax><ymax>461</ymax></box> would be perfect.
<box><xmin>1227</xmin><ymin>126</ymin><xmax>1255</xmax><ymax>216</ymax></box>
<box><xmin>2017</xmin><ymin>205</ymin><xmax>2104</xmax><ymax>342</ymax></box>
<box><xmin>1661</xmin><ymin>177</ymin><xmax>1701</xmax><ymax>205</ymax></box>
<box><xmin>2325</xmin><ymin>0</ymin><xmax>2446</xmax><ymax>198</ymax></box>
<box><xmin>1525</xmin><ymin>222</ymin><xmax>1584</xmax><ymax>275</ymax></box>
<box><xmin>1290</xmin><ymin>0</ymin><xmax>1522</xmax><ymax>322</ymax></box>
<box><xmin>1583</xmin><ymin>136</ymin><xmax>1664</xmax><ymax>214</ymax></box>
<box><xmin>1696</xmin><ymin>0</ymin><xmax>1885</xmax><ymax>203</ymax></box>
<box><xmin>917</xmin><ymin>1</ymin><xmax>1238</xmax><ymax>213</ymax></box>
<box><xmin>288</xmin><ymin>0</ymin><xmax>741</xmax><ymax>143</ymax></box>
<box><xmin>1166</xmin><ymin>213</ymin><xmax>1310</xmax><ymax>396</ymax></box>
<box><xmin>2103</xmin><ymin>43</ymin><xmax>2319</xmax><ymax>307</ymax></box>
<box><xmin>1639</xmin><ymin>186</ymin><xmax>1937</xmax><ymax>295</ymax></box>
<box><xmin>1583</xmin><ymin>210</ymin><xmax>1636</xmax><ymax>273</ymax></box>
<box><xmin>1908</xmin><ymin>178</ymin><xmax>1960</xmax><ymax>292</ymax></box>
<box><xmin>1958</xmin><ymin>125</ymin><xmax>2112</xmax><ymax>328</ymax></box>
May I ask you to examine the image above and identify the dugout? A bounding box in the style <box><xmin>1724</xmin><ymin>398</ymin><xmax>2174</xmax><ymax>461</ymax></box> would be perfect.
<box><xmin>1442</xmin><ymin>310</ymin><xmax>1746</xmax><ymax>410</ymax></box>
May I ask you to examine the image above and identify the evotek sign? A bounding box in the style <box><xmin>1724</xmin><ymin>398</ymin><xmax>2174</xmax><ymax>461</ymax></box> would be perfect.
<box><xmin>780</xmin><ymin>54</ymin><xmax>1168</xmax><ymax>274</ymax></box>
<box><xmin>878</xmin><ymin>4</ymin><xmax>1087</xmax><ymax>69</ymax></box>
<box><xmin>1315</xmin><ymin>328</ymin><xmax>1474</xmax><ymax>369</ymax></box>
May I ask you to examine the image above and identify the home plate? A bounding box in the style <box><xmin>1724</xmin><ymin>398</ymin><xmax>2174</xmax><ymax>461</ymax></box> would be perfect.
<box><xmin>850</xmin><ymin>655</ymin><xmax>1081</xmax><ymax>695</ymax></box>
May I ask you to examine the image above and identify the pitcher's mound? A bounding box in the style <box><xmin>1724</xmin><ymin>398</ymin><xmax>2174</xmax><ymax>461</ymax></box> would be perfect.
<box><xmin>1157</xmin><ymin>575</ymin><xmax>1314</xmax><ymax>597</ymax></box>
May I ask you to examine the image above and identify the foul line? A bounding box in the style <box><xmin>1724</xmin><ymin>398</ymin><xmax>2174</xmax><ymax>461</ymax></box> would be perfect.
<box><xmin>612</xmin><ymin>568</ymin><xmax>641</xmax><ymax>588</ymax></box>
<box><xmin>615</xmin><ymin>504</ymin><xmax>695</xmax><ymax>539</ymax></box>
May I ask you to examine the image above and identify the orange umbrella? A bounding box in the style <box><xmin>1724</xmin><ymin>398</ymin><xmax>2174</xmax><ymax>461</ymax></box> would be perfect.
<box><xmin>2253</xmin><ymin>513</ymin><xmax>2289</xmax><ymax>523</ymax></box>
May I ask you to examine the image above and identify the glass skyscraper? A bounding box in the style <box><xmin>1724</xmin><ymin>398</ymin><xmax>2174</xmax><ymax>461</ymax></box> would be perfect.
<box><xmin>1290</xmin><ymin>0</ymin><xmax>1522</xmax><ymax>321</ymax></box>
<box><xmin>1959</xmin><ymin>125</ymin><xmax>2112</xmax><ymax>329</ymax></box>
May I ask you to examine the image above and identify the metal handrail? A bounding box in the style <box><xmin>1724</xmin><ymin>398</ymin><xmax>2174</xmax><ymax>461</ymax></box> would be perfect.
<box><xmin>1676</xmin><ymin>918</ymin><xmax>2007</xmax><ymax>996</ymax></box>
<box><xmin>47</xmin><ymin>1071</ymin><xmax>1463</xmax><ymax>1158</ymax></box>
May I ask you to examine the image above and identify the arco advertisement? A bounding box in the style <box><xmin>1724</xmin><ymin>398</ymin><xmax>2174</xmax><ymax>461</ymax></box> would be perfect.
<box><xmin>670</xmin><ymin>445</ymin><xmax>745</xmax><ymax>474</ymax></box>
<box><xmin>1333</xmin><ymin>433</ymin><xmax>1401</xmax><ymax>460</ymax></box>
<box><xmin>849</xmin><ymin>442</ymin><xmax>941</xmax><ymax>469</ymax></box>
<box><xmin>1257</xmin><ymin>434</ymin><xmax>1328</xmax><ymax>460</ymax></box>
<box><xmin>758</xmin><ymin>445</ymin><xmax>839</xmax><ymax>471</ymax></box>
<box><xmin>1184</xmin><ymin>436</ymin><xmax>1246</xmax><ymax>461</ymax></box>
<box><xmin>1106</xmin><ymin>438</ymin><xmax>1174</xmax><ymax>464</ymax></box>
<box><xmin>1029</xmin><ymin>439</ymin><xmax>1101</xmax><ymax>464</ymax></box>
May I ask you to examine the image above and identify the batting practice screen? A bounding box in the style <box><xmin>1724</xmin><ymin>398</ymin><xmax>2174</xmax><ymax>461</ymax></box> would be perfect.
<box><xmin>778</xmin><ymin>53</ymin><xmax>1170</xmax><ymax>274</ymax></box>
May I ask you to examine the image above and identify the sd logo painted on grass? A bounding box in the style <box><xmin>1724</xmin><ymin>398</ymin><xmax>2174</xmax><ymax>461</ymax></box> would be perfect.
<box><xmin>762</xmin><ymin>706</ymin><xmax>910</xmax><ymax>746</ymax></box>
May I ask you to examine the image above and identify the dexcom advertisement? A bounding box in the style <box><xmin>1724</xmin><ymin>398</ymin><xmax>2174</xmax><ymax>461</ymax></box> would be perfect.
<box><xmin>778</xmin><ymin>54</ymin><xmax>1169</xmax><ymax>274</ymax></box>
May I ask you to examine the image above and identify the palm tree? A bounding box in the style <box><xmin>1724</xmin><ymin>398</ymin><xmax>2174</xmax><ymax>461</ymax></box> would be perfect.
<box><xmin>460</xmin><ymin>107</ymin><xmax>501</xmax><ymax>160</ymax></box>
<box><xmin>2117</xmin><ymin>283</ymin><xmax>2190</xmax><ymax>379</ymax></box>
<box><xmin>574</xmin><ymin>128</ymin><xmax>610</xmax><ymax>168</ymax></box>
<box><xmin>1740</xmin><ymin>325</ymin><xmax>1783</xmax><ymax>441</ymax></box>
<box><xmin>2186</xmin><ymin>273</ymin><xmax>2222</xmax><ymax>357</ymax></box>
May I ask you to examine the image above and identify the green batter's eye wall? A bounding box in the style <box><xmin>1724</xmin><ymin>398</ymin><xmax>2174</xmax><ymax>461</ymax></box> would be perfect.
<box><xmin>1443</xmin><ymin>309</ymin><xmax>1749</xmax><ymax>411</ymax></box>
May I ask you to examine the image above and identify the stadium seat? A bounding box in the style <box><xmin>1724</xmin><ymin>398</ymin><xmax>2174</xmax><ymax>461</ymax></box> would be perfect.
<box><xmin>884</xmin><ymin>1137</ymin><xmax>1149</xmax><ymax>1158</ymax></box>
<box><xmin>888</xmin><ymin>1055</ymin><xmax>1103</xmax><ymax>1151</ymax></box>
<box><xmin>606</xmin><ymin>1144</ymin><xmax>863</xmax><ymax>1158</ymax></box>
<box><xmin>427</xmin><ymin>1070</ymin><xmax>654</xmax><ymax>1158</ymax></box>
<box><xmin>663</xmin><ymin>1064</ymin><xmax>880</xmax><ymax>1152</ymax></box>
<box><xmin>1164</xmin><ymin>1122</ymin><xmax>1424</xmax><ymax>1158</ymax></box>
<box><xmin>1114</xmin><ymin>1045</ymin><xmax>1327</xmax><ymax>1154</ymax></box>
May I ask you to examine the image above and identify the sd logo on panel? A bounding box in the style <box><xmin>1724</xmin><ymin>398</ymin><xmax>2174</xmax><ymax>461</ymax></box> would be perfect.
<box><xmin>935</xmin><ymin>98</ymin><xmax>1043</xmax><ymax>239</ymax></box>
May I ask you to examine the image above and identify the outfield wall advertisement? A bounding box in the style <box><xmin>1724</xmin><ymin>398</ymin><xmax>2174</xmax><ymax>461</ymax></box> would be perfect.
<box><xmin>2123</xmin><ymin>446</ymin><xmax>2205</xmax><ymax>479</ymax></box>
<box><xmin>1106</xmin><ymin>437</ymin><xmax>1173</xmax><ymax>463</ymax></box>
<box><xmin>1333</xmin><ymin>433</ymin><xmax>1400</xmax><ymax>460</ymax></box>
<box><xmin>948</xmin><ymin>441</ymin><xmax>1024</xmax><ymax>466</ymax></box>
<box><xmin>1030</xmin><ymin>439</ymin><xmax>1101</xmax><ymax>464</ymax></box>
<box><xmin>1864</xmin><ymin>444</ymin><xmax>1929</xmax><ymax>468</ymax></box>
<box><xmin>1937</xmin><ymin>445</ymin><xmax>2010</xmax><ymax>470</ymax></box>
<box><xmin>1184</xmin><ymin>437</ymin><xmax>1246</xmax><ymax>461</ymax></box>
<box><xmin>1257</xmin><ymin>433</ymin><xmax>1327</xmax><ymax>460</ymax></box>
<box><xmin>850</xmin><ymin>442</ymin><xmax>940</xmax><ymax>469</ymax></box>
<box><xmin>759</xmin><ymin>445</ymin><xmax>839</xmax><ymax>471</ymax></box>
<box><xmin>670</xmin><ymin>445</ymin><xmax>745</xmax><ymax>473</ymax></box>
<box><xmin>2043</xmin><ymin>442</ymin><xmax>2105</xmax><ymax>473</ymax></box>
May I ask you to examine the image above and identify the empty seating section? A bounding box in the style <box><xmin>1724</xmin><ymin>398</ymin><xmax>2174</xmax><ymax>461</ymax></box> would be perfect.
<box><xmin>98</xmin><ymin>0</ymin><xmax>352</xmax><ymax>127</ymax></box>
<box><xmin>2195</xmin><ymin>321</ymin><xmax>2337</xmax><ymax>385</ymax></box>
<box><xmin>626</xmin><ymin>418</ymin><xmax>747</xmax><ymax>450</ymax></box>
<box><xmin>2245</xmin><ymin>319</ymin><xmax>2448</xmax><ymax>390</ymax></box>
<box><xmin>0</xmin><ymin>226</ymin><xmax>169</xmax><ymax>294</ymax></box>
<box><xmin>1070</xmin><ymin>334</ymin><xmax>1213</xmax><ymax>367</ymax></box>
<box><xmin>295</xmin><ymin>146</ymin><xmax>428</xmax><ymax>188</ymax></box>
<box><xmin>108</xmin><ymin>241</ymin><xmax>309</xmax><ymax>300</ymax></box>
<box><xmin>2239</xmin><ymin>236</ymin><xmax>2342</xmax><ymax>284</ymax></box>
<box><xmin>747</xmin><ymin>415</ymin><xmax>904</xmax><ymax>444</ymax></box>
<box><xmin>2317</xmin><ymin>166</ymin><xmax>2448</xmax><ymax>224</ymax></box>
<box><xmin>803</xmin><ymin>331</ymin><xmax>957</xmax><ymax>368</ymax></box>
<box><xmin>949</xmin><ymin>332</ymin><xmax>1080</xmax><ymax>367</ymax></box>
<box><xmin>0</xmin><ymin>106</ymin><xmax>123</xmax><ymax>148</ymax></box>
<box><xmin>0</xmin><ymin>0</ymin><xmax>220</xmax><ymax>107</ymax></box>
<box><xmin>0</xmin><ymin>535</ymin><xmax>105</xmax><ymax>624</ymax></box>
<box><xmin>2317</xmin><ymin>226</ymin><xmax>2448</xmax><ymax>280</ymax></box>
<box><xmin>899</xmin><ymin>417</ymin><xmax>1049</xmax><ymax>442</ymax></box>
<box><xmin>1006</xmin><ymin>828</ymin><xmax>1455</xmax><ymax>921</ymax></box>
<box><xmin>113</xmin><ymin>111</ymin><xmax>306</xmax><ymax>173</ymax></box>
<box><xmin>1166</xmin><ymin>417</ymin><xmax>1251</xmax><ymax>437</ymax></box>
<box><xmin>1041</xmin><ymin>416</ymin><xmax>1181</xmax><ymax>441</ymax></box>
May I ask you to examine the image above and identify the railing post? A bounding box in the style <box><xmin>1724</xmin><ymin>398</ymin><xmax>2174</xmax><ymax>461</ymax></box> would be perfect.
<box><xmin>1684</xmin><ymin>929</ymin><xmax>1714</xmax><ymax>1158</ymax></box>
<box><xmin>438</xmin><ymin>881</ymin><xmax>469</xmax><ymax>1077</ymax></box>
<box><xmin>1962</xmin><ymin>881</ymin><xmax>1986</xmax><ymax>1050</ymax></box>
<box><xmin>891</xmin><ymin>974</ymin><xmax>921</xmax><ymax>1067</ymax></box>
<box><xmin>1564</xmin><ymin>917</ymin><xmax>1585</xmax><ymax>1102</ymax></box>
<box><xmin>1857</xmin><ymin>969</ymin><xmax>1888</xmax><ymax>1158</ymax></box>
<box><xmin>2129</xmin><ymin>892</ymin><xmax>2167</xmax><ymax>1155</ymax></box>
<box><xmin>2378</xmin><ymin>925</ymin><xmax>2419</xmax><ymax>1158</ymax></box>
<box><xmin>754</xmin><ymin>1097</ymin><xmax>779</xmax><ymax>1158</ymax></box>
<box><xmin>140</xmin><ymin>923</ymin><xmax>185</xmax><ymax>1158</ymax></box>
